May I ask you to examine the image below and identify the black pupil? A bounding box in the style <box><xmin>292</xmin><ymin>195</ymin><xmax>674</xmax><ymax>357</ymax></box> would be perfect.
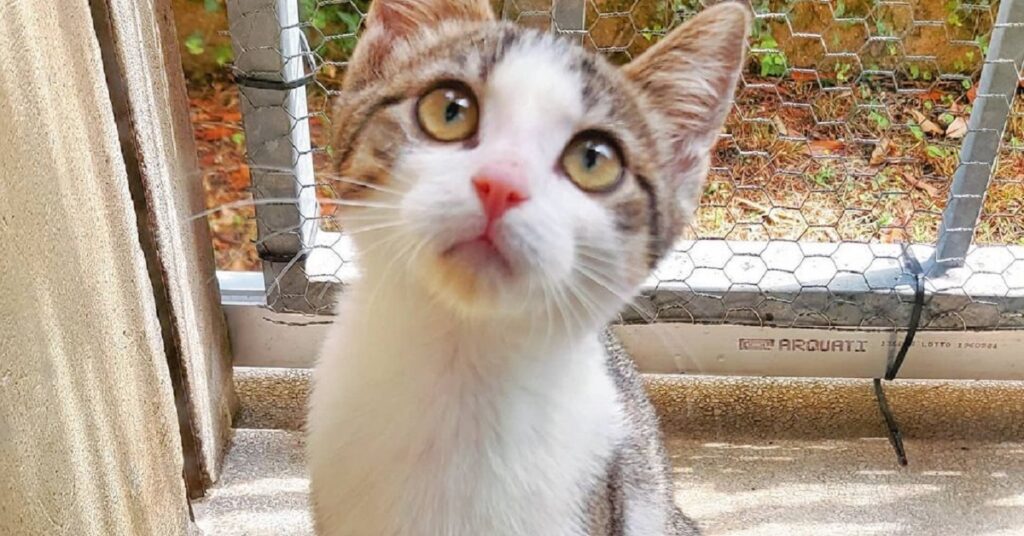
<box><xmin>583</xmin><ymin>145</ymin><xmax>601</xmax><ymax>170</ymax></box>
<box><xmin>444</xmin><ymin>98</ymin><xmax>462</xmax><ymax>123</ymax></box>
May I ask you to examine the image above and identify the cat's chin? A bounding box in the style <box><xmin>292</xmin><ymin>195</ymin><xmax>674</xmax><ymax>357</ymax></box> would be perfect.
<box><xmin>443</xmin><ymin>237</ymin><xmax>514</xmax><ymax>277</ymax></box>
<box><xmin>420</xmin><ymin>238</ymin><xmax>531</xmax><ymax>315</ymax></box>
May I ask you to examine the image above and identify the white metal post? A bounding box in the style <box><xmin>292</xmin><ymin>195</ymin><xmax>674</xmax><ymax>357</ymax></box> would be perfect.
<box><xmin>226</xmin><ymin>0</ymin><xmax>330</xmax><ymax>313</ymax></box>
<box><xmin>929</xmin><ymin>0</ymin><xmax>1024</xmax><ymax>277</ymax></box>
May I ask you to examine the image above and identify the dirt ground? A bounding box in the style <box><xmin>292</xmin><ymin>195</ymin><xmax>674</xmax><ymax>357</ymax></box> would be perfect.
<box><xmin>190</xmin><ymin>77</ymin><xmax>1023</xmax><ymax>272</ymax></box>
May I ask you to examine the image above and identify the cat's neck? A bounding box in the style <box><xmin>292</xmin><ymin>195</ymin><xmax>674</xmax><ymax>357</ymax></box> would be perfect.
<box><xmin>342</xmin><ymin>269</ymin><xmax>601</xmax><ymax>373</ymax></box>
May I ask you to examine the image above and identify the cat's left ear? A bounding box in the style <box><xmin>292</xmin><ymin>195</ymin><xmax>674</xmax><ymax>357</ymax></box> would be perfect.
<box><xmin>347</xmin><ymin>0</ymin><xmax>495</xmax><ymax>87</ymax></box>
<box><xmin>623</xmin><ymin>2</ymin><xmax>750</xmax><ymax>202</ymax></box>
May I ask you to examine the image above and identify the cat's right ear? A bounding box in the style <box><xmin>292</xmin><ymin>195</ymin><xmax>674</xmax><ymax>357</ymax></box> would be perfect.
<box><xmin>622</xmin><ymin>2</ymin><xmax>750</xmax><ymax>209</ymax></box>
<box><xmin>347</xmin><ymin>0</ymin><xmax>495</xmax><ymax>87</ymax></box>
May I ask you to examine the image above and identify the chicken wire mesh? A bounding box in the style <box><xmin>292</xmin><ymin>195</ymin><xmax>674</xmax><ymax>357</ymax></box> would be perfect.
<box><xmin>223</xmin><ymin>0</ymin><xmax>1024</xmax><ymax>333</ymax></box>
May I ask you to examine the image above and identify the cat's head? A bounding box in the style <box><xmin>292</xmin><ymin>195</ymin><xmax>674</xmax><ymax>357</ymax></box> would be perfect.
<box><xmin>330</xmin><ymin>0</ymin><xmax>749</xmax><ymax>324</ymax></box>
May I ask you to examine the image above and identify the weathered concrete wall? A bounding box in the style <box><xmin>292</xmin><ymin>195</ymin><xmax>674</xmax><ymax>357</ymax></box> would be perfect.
<box><xmin>0</xmin><ymin>1</ymin><xmax>193</xmax><ymax>534</ymax></box>
<box><xmin>101</xmin><ymin>0</ymin><xmax>236</xmax><ymax>488</ymax></box>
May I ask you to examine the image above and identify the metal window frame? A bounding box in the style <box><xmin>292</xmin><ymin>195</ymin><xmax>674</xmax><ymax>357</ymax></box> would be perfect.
<box><xmin>218</xmin><ymin>0</ymin><xmax>1024</xmax><ymax>379</ymax></box>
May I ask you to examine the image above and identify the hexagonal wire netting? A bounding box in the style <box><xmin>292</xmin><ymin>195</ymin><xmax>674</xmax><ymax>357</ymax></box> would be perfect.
<box><xmin>224</xmin><ymin>0</ymin><xmax>1024</xmax><ymax>334</ymax></box>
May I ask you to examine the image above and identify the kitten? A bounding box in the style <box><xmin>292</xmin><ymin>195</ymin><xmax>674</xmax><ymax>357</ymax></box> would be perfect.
<box><xmin>306</xmin><ymin>1</ymin><xmax>749</xmax><ymax>534</ymax></box>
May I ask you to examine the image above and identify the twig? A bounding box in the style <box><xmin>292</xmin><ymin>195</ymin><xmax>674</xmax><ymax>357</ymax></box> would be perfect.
<box><xmin>898</xmin><ymin>173</ymin><xmax>940</xmax><ymax>198</ymax></box>
<box><xmin>734</xmin><ymin>198</ymin><xmax>799</xmax><ymax>224</ymax></box>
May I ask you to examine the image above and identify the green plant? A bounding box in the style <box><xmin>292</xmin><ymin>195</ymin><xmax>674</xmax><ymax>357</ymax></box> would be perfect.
<box><xmin>909</xmin><ymin>123</ymin><xmax>924</xmax><ymax>141</ymax></box>
<box><xmin>926</xmin><ymin>145</ymin><xmax>951</xmax><ymax>159</ymax></box>
<box><xmin>812</xmin><ymin>165</ymin><xmax>836</xmax><ymax>188</ymax></box>
<box><xmin>977</xmin><ymin>35</ymin><xmax>990</xmax><ymax>56</ymax></box>
<box><xmin>835</xmin><ymin>62</ymin><xmax>852</xmax><ymax>83</ymax></box>
<box><xmin>875</xmin><ymin>19</ymin><xmax>892</xmax><ymax>37</ymax></box>
<box><xmin>184</xmin><ymin>32</ymin><xmax>205</xmax><ymax>56</ymax></box>
<box><xmin>749</xmin><ymin>4</ymin><xmax>786</xmax><ymax>78</ymax></box>
<box><xmin>180</xmin><ymin>1</ymin><xmax>234</xmax><ymax>72</ymax></box>
<box><xmin>868</xmin><ymin>109</ymin><xmax>890</xmax><ymax>130</ymax></box>
<box><xmin>299</xmin><ymin>0</ymin><xmax>371</xmax><ymax>61</ymax></box>
<box><xmin>945</xmin><ymin>0</ymin><xmax>963</xmax><ymax>27</ymax></box>
<box><xmin>911</xmin><ymin>221</ymin><xmax>931</xmax><ymax>243</ymax></box>
<box><xmin>752</xmin><ymin>32</ymin><xmax>787</xmax><ymax>77</ymax></box>
<box><xmin>907</xmin><ymin>64</ymin><xmax>933</xmax><ymax>82</ymax></box>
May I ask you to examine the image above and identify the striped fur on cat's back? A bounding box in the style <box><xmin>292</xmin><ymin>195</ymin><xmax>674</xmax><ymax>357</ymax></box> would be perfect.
<box><xmin>306</xmin><ymin>1</ymin><xmax>749</xmax><ymax>534</ymax></box>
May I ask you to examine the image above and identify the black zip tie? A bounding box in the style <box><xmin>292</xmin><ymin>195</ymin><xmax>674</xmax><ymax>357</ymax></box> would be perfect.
<box><xmin>257</xmin><ymin>249</ymin><xmax>309</xmax><ymax>264</ymax></box>
<box><xmin>873</xmin><ymin>255</ymin><xmax>925</xmax><ymax>467</ymax></box>
<box><xmin>232</xmin><ymin>32</ymin><xmax>317</xmax><ymax>91</ymax></box>
<box><xmin>885</xmin><ymin>270</ymin><xmax>925</xmax><ymax>381</ymax></box>
<box><xmin>873</xmin><ymin>378</ymin><xmax>908</xmax><ymax>466</ymax></box>
<box><xmin>232</xmin><ymin>72</ymin><xmax>316</xmax><ymax>91</ymax></box>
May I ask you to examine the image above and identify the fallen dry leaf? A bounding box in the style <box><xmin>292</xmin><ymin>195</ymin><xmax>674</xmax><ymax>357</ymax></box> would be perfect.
<box><xmin>809</xmin><ymin>139</ymin><xmax>845</xmax><ymax>156</ymax></box>
<box><xmin>869</xmin><ymin>138</ymin><xmax>891</xmax><ymax>166</ymax></box>
<box><xmin>791</xmin><ymin>70</ymin><xmax>818</xmax><ymax>83</ymax></box>
<box><xmin>197</xmin><ymin>125</ymin><xmax>236</xmax><ymax>141</ymax></box>
<box><xmin>921</xmin><ymin>119</ymin><xmax>944</xmax><ymax>136</ymax></box>
<box><xmin>946</xmin><ymin>117</ymin><xmax>968</xmax><ymax>139</ymax></box>
<box><xmin>896</xmin><ymin>172</ymin><xmax>939</xmax><ymax>198</ymax></box>
<box><xmin>909</xmin><ymin>109</ymin><xmax>944</xmax><ymax>136</ymax></box>
<box><xmin>227</xmin><ymin>164</ymin><xmax>251</xmax><ymax>190</ymax></box>
<box><xmin>772</xmin><ymin>116</ymin><xmax>789</xmax><ymax>136</ymax></box>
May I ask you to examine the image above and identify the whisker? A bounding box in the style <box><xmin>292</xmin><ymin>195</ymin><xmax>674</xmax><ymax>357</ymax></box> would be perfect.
<box><xmin>264</xmin><ymin>248</ymin><xmax>305</xmax><ymax>299</ymax></box>
<box><xmin>318</xmin><ymin>173</ymin><xmax>405</xmax><ymax>197</ymax></box>
<box><xmin>544</xmin><ymin>273</ymin><xmax>579</xmax><ymax>338</ymax></box>
<box><xmin>355</xmin><ymin>225</ymin><xmax>417</xmax><ymax>259</ymax></box>
<box><xmin>256</xmin><ymin>222</ymin><xmax>304</xmax><ymax>244</ymax></box>
<box><xmin>562</xmin><ymin>277</ymin><xmax>605</xmax><ymax>327</ymax></box>
<box><xmin>190</xmin><ymin>197</ymin><xmax>400</xmax><ymax>221</ymax></box>
<box><xmin>337</xmin><ymin>221</ymin><xmax>407</xmax><ymax>236</ymax></box>
<box><xmin>363</xmin><ymin>234</ymin><xmax>422</xmax><ymax>309</ymax></box>
<box><xmin>574</xmin><ymin>263</ymin><xmax>655</xmax><ymax>323</ymax></box>
<box><xmin>539</xmin><ymin>279</ymin><xmax>558</xmax><ymax>348</ymax></box>
<box><xmin>317</xmin><ymin>199</ymin><xmax>401</xmax><ymax>210</ymax></box>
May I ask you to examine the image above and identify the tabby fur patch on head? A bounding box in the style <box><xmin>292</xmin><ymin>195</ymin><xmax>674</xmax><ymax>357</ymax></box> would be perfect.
<box><xmin>329</xmin><ymin>0</ymin><xmax>749</xmax><ymax>321</ymax></box>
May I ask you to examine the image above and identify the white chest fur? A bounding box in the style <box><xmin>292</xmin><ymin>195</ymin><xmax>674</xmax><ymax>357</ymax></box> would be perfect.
<box><xmin>307</xmin><ymin>286</ymin><xmax>625</xmax><ymax>536</ymax></box>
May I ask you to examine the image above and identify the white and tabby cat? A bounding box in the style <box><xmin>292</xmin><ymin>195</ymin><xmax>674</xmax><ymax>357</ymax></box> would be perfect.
<box><xmin>306</xmin><ymin>1</ymin><xmax>749</xmax><ymax>534</ymax></box>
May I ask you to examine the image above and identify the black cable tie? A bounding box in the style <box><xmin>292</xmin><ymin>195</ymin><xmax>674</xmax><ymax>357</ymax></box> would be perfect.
<box><xmin>231</xmin><ymin>32</ymin><xmax>317</xmax><ymax>92</ymax></box>
<box><xmin>873</xmin><ymin>252</ymin><xmax>926</xmax><ymax>466</ymax></box>
<box><xmin>886</xmin><ymin>271</ymin><xmax>926</xmax><ymax>380</ymax></box>
<box><xmin>873</xmin><ymin>378</ymin><xmax>908</xmax><ymax>466</ymax></box>
<box><xmin>257</xmin><ymin>249</ymin><xmax>309</xmax><ymax>264</ymax></box>
<box><xmin>232</xmin><ymin>72</ymin><xmax>316</xmax><ymax>91</ymax></box>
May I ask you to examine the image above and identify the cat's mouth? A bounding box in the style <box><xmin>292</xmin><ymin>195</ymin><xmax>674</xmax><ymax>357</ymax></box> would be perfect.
<box><xmin>441</xmin><ymin>235</ymin><xmax>514</xmax><ymax>276</ymax></box>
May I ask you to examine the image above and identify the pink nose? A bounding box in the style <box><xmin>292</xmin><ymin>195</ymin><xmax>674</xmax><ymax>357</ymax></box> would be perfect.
<box><xmin>472</xmin><ymin>166</ymin><xmax>529</xmax><ymax>223</ymax></box>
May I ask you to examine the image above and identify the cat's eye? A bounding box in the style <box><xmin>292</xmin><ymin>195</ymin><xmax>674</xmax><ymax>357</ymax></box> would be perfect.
<box><xmin>416</xmin><ymin>82</ymin><xmax>479</xmax><ymax>142</ymax></box>
<box><xmin>561</xmin><ymin>132</ymin><xmax>624</xmax><ymax>193</ymax></box>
